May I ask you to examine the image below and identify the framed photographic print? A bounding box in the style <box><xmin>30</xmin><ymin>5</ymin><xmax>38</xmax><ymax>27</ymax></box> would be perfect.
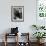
<box><xmin>36</xmin><ymin>0</ymin><xmax>46</xmax><ymax>26</ymax></box>
<box><xmin>11</xmin><ymin>6</ymin><xmax>24</xmax><ymax>22</ymax></box>
<box><xmin>37</xmin><ymin>0</ymin><xmax>46</xmax><ymax>18</ymax></box>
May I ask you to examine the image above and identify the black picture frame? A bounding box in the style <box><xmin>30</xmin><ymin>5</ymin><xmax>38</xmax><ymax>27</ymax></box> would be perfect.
<box><xmin>11</xmin><ymin>6</ymin><xmax>24</xmax><ymax>22</ymax></box>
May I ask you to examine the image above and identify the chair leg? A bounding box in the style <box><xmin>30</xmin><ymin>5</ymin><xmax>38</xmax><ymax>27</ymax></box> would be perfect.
<box><xmin>4</xmin><ymin>33</ymin><xmax>7</xmax><ymax>46</ymax></box>
<box><xmin>4</xmin><ymin>41</ymin><xmax>7</xmax><ymax>46</ymax></box>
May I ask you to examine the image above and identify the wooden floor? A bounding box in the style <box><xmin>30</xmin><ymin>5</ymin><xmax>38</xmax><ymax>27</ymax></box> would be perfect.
<box><xmin>0</xmin><ymin>42</ymin><xmax>46</xmax><ymax>46</ymax></box>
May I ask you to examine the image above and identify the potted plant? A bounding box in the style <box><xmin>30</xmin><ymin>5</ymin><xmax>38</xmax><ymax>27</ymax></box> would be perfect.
<box><xmin>33</xmin><ymin>32</ymin><xmax>46</xmax><ymax>43</ymax></box>
<box><xmin>32</xmin><ymin>25</ymin><xmax>39</xmax><ymax>30</ymax></box>
<box><xmin>32</xmin><ymin>24</ymin><xmax>45</xmax><ymax>30</ymax></box>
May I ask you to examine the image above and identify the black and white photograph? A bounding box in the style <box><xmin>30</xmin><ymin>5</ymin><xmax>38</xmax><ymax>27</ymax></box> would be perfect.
<box><xmin>11</xmin><ymin>6</ymin><xmax>24</xmax><ymax>22</ymax></box>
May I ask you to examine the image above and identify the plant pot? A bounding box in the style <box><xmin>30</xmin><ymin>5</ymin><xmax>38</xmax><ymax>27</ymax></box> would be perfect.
<box><xmin>37</xmin><ymin>39</ymin><xmax>40</xmax><ymax>43</ymax></box>
<box><xmin>37</xmin><ymin>39</ymin><xmax>45</xmax><ymax>44</ymax></box>
<box><xmin>40</xmin><ymin>38</ymin><xmax>45</xmax><ymax>43</ymax></box>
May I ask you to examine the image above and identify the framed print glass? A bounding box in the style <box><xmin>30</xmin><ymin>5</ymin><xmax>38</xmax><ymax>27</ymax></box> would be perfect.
<box><xmin>11</xmin><ymin>6</ymin><xmax>24</xmax><ymax>22</ymax></box>
<box><xmin>36</xmin><ymin>0</ymin><xmax>46</xmax><ymax>26</ymax></box>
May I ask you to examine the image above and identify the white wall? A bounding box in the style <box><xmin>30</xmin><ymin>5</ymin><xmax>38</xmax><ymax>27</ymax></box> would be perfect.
<box><xmin>0</xmin><ymin>0</ymin><xmax>36</xmax><ymax>34</ymax></box>
<box><xmin>0</xmin><ymin>0</ymin><xmax>37</xmax><ymax>42</ymax></box>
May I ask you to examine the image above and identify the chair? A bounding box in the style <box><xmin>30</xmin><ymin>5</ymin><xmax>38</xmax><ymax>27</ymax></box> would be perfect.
<box><xmin>4</xmin><ymin>27</ymin><xmax>19</xmax><ymax>46</ymax></box>
<box><xmin>18</xmin><ymin>33</ymin><xmax>30</xmax><ymax>46</ymax></box>
<box><xmin>4</xmin><ymin>33</ymin><xmax>18</xmax><ymax>46</ymax></box>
